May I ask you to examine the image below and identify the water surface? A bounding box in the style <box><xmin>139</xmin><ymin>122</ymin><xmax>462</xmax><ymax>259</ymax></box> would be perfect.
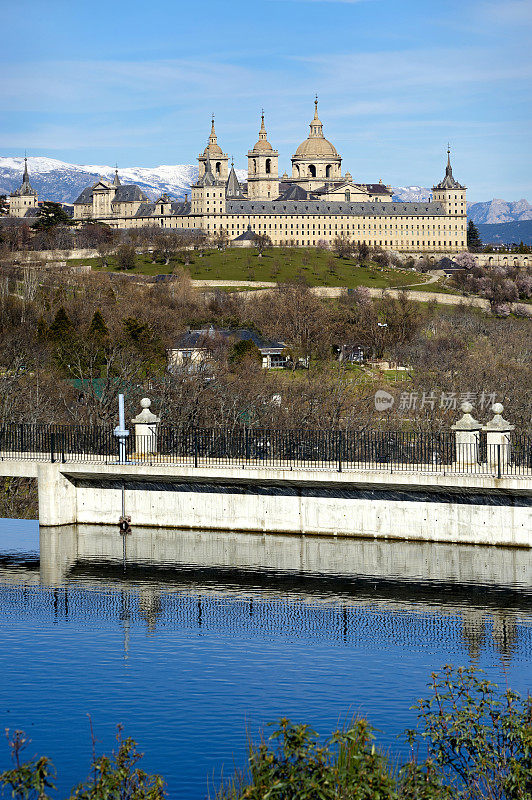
<box><xmin>0</xmin><ymin>519</ymin><xmax>531</xmax><ymax>798</ymax></box>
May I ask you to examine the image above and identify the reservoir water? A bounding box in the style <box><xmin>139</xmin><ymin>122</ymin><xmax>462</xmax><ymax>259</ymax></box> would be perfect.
<box><xmin>0</xmin><ymin>518</ymin><xmax>531</xmax><ymax>798</ymax></box>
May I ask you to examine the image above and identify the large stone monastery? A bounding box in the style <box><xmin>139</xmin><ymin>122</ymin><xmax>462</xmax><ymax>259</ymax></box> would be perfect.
<box><xmin>14</xmin><ymin>101</ymin><xmax>468</xmax><ymax>252</ymax></box>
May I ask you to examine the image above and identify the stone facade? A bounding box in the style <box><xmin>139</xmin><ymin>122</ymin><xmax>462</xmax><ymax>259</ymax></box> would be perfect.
<box><xmin>8</xmin><ymin>157</ymin><xmax>39</xmax><ymax>218</ymax></box>
<box><xmin>72</xmin><ymin>101</ymin><xmax>468</xmax><ymax>253</ymax></box>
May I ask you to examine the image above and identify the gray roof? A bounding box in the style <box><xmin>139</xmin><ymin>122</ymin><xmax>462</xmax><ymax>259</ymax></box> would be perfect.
<box><xmin>73</xmin><ymin>186</ymin><xmax>94</xmax><ymax>204</ymax></box>
<box><xmin>278</xmin><ymin>184</ymin><xmax>308</xmax><ymax>201</ymax></box>
<box><xmin>226</xmin><ymin>164</ymin><xmax>242</xmax><ymax>198</ymax></box>
<box><xmin>73</xmin><ymin>181</ymin><xmax>149</xmax><ymax>205</ymax></box>
<box><xmin>12</xmin><ymin>159</ymin><xmax>37</xmax><ymax>197</ymax></box>
<box><xmin>113</xmin><ymin>184</ymin><xmax>149</xmax><ymax>202</ymax></box>
<box><xmin>311</xmin><ymin>181</ymin><xmax>392</xmax><ymax>197</ymax></box>
<box><xmin>433</xmin><ymin>152</ymin><xmax>465</xmax><ymax>190</ymax></box>
<box><xmin>437</xmin><ymin>256</ymin><xmax>462</xmax><ymax>273</ymax></box>
<box><xmin>23</xmin><ymin>207</ymin><xmax>41</xmax><ymax>218</ymax></box>
<box><xmin>173</xmin><ymin>327</ymin><xmax>285</xmax><ymax>353</ymax></box>
<box><xmin>133</xmin><ymin>200</ymin><xmax>191</xmax><ymax>218</ymax></box>
<box><xmin>226</xmin><ymin>199</ymin><xmax>446</xmax><ymax>217</ymax></box>
<box><xmin>233</xmin><ymin>224</ymin><xmax>257</xmax><ymax>241</ymax></box>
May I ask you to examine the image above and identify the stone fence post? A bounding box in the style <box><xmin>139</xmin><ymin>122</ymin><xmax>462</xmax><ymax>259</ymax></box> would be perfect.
<box><xmin>451</xmin><ymin>401</ymin><xmax>482</xmax><ymax>467</ymax></box>
<box><xmin>131</xmin><ymin>398</ymin><xmax>160</xmax><ymax>457</ymax></box>
<box><xmin>483</xmin><ymin>403</ymin><xmax>514</xmax><ymax>473</ymax></box>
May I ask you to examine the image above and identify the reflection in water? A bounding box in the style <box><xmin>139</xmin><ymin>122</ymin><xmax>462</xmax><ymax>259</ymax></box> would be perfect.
<box><xmin>0</xmin><ymin>521</ymin><xmax>530</xmax><ymax>799</ymax></box>
<box><xmin>0</xmin><ymin>524</ymin><xmax>530</xmax><ymax>663</ymax></box>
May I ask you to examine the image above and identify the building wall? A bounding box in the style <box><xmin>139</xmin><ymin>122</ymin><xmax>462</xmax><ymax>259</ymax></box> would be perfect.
<box><xmin>9</xmin><ymin>194</ymin><xmax>38</xmax><ymax>217</ymax></box>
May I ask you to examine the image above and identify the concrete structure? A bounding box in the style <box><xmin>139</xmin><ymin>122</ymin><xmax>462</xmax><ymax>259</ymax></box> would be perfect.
<box><xmin>484</xmin><ymin>403</ymin><xmax>514</xmax><ymax>470</ymax></box>
<box><xmin>451</xmin><ymin>401</ymin><xmax>482</xmax><ymax>465</ymax></box>
<box><xmin>1</xmin><ymin>401</ymin><xmax>530</xmax><ymax>547</ymax></box>
<box><xmin>71</xmin><ymin>101</ymin><xmax>467</xmax><ymax>253</ymax></box>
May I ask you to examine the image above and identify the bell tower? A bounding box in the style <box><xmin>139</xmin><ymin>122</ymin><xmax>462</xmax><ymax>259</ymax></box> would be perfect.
<box><xmin>432</xmin><ymin>147</ymin><xmax>468</xmax><ymax>251</ymax></box>
<box><xmin>9</xmin><ymin>156</ymin><xmax>39</xmax><ymax>217</ymax></box>
<box><xmin>247</xmin><ymin>113</ymin><xmax>279</xmax><ymax>200</ymax></box>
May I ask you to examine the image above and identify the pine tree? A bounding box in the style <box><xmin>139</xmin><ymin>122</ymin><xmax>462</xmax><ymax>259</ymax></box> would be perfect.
<box><xmin>48</xmin><ymin>307</ymin><xmax>74</xmax><ymax>341</ymax></box>
<box><xmin>467</xmin><ymin>219</ymin><xmax>482</xmax><ymax>251</ymax></box>
<box><xmin>88</xmin><ymin>310</ymin><xmax>109</xmax><ymax>341</ymax></box>
<box><xmin>32</xmin><ymin>202</ymin><xmax>72</xmax><ymax>230</ymax></box>
<box><xmin>36</xmin><ymin>316</ymin><xmax>48</xmax><ymax>342</ymax></box>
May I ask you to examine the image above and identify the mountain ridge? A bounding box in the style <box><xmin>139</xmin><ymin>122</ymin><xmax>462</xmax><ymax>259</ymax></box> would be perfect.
<box><xmin>1</xmin><ymin>157</ymin><xmax>530</xmax><ymax>227</ymax></box>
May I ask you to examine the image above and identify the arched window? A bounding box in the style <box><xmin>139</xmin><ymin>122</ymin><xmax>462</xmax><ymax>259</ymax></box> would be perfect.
<box><xmin>295</xmin><ymin>164</ymin><xmax>300</xmax><ymax>176</ymax></box>
<box><xmin>308</xmin><ymin>164</ymin><xmax>316</xmax><ymax>178</ymax></box>
<box><xmin>266</xmin><ymin>158</ymin><xmax>271</xmax><ymax>174</ymax></box>
<box><xmin>252</xmin><ymin>159</ymin><xmax>257</xmax><ymax>174</ymax></box>
<box><xmin>215</xmin><ymin>162</ymin><xmax>221</xmax><ymax>176</ymax></box>
<box><xmin>326</xmin><ymin>165</ymin><xmax>332</xmax><ymax>178</ymax></box>
<box><xmin>345</xmin><ymin>191</ymin><xmax>350</xmax><ymax>201</ymax></box>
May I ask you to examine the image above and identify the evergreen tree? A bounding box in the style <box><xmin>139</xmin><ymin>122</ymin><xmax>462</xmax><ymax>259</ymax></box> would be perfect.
<box><xmin>36</xmin><ymin>316</ymin><xmax>48</xmax><ymax>342</ymax></box>
<box><xmin>88</xmin><ymin>310</ymin><xmax>109</xmax><ymax>342</ymax></box>
<box><xmin>467</xmin><ymin>219</ymin><xmax>482</xmax><ymax>251</ymax></box>
<box><xmin>48</xmin><ymin>306</ymin><xmax>74</xmax><ymax>341</ymax></box>
<box><xmin>32</xmin><ymin>202</ymin><xmax>72</xmax><ymax>230</ymax></box>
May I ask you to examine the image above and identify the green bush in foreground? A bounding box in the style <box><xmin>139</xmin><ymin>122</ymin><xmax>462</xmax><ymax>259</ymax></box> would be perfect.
<box><xmin>1</xmin><ymin>667</ymin><xmax>530</xmax><ymax>799</ymax></box>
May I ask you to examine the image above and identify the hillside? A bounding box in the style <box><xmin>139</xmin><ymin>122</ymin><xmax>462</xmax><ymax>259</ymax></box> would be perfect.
<box><xmin>477</xmin><ymin>220</ymin><xmax>532</xmax><ymax>246</ymax></box>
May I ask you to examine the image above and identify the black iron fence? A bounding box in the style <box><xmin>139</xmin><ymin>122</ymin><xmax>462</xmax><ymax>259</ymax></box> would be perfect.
<box><xmin>0</xmin><ymin>423</ymin><xmax>531</xmax><ymax>477</ymax></box>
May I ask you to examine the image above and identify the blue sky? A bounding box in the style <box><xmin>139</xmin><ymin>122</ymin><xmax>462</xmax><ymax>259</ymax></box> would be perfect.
<box><xmin>0</xmin><ymin>0</ymin><xmax>531</xmax><ymax>201</ymax></box>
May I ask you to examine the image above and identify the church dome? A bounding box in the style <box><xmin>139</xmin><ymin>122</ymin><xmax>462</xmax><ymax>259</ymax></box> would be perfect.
<box><xmin>251</xmin><ymin>113</ymin><xmax>274</xmax><ymax>152</ymax></box>
<box><xmin>293</xmin><ymin>99</ymin><xmax>340</xmax><ymax>160</ymax></box>
<box><xmin>252</xmin><ymin>138</ymin><xmax>273</xmax><ymax>152</ymax></box>
<box><xmin>294</xmin><ymin>137</ymin><xmax>338</xmax><ymax>158</ymax></box>
<box><xmin>202</xmin><ymin>118</ymin><xmax>224</xmax><ymax>157</ymax></box>
<box><xmin>203</xmin><ymin>142</ymin><xmax>223</xmax><ymax>156</ymax></box>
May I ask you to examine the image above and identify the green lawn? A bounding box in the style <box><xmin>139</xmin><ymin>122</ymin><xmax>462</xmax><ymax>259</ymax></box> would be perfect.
<box><xmin>72</xmin><ymin>247</ymin><xmax>428</xmax><ymax>290</ymax></box>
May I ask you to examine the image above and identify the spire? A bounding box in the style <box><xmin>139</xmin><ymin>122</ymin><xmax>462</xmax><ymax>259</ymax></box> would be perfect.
<box><xmin>200</xmin><ymin>152</ymin><xmax>215</xmax><ymax>186</ymax></box>
<box><xmin>209</xmin><ymin>114</ymin><xmax>217</xmax><ymax>146</ymax></box>
<box><xmin>433</xmin><ymin>145</ymin><xmax>465</xmax><ymax>190</ymax></box>
<box><xmin>226</xmin><ymin>160</ymin><xmax>241</xmax><ymax>198</ymax></box>
<box><xmin>113</xmin><ymin>166</ymin><xmax>121</xmax><ymax>187</ymax></box>
<box><xmin>259</xmin><ymin>110</ymin><xmax>268</xmax><ymax>141</ymax></box>
<box><xmin>12</xmin><ymin>154</ymin><xmax>36</xmax><ymax>197</ymax></box>
<box><xmin>309</xmin><ymin>96</ymin><xmax>324</xmax><ymax>138</ymax></box>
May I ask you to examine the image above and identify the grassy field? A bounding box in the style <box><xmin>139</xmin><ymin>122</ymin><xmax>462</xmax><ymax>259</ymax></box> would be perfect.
<box><xmin>70</xmin><ymin>247</ymin><xmax>427</xmax><ymax>290</ymax></box>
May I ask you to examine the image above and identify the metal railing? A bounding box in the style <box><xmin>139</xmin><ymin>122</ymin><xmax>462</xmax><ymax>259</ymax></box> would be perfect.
<box><xmin>0</xmin><ymin>423</ymin><xmax>531</xmax><ymax>477</ymax></box>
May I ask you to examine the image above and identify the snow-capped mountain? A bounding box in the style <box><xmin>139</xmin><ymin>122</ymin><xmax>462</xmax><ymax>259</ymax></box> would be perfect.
<box><xmin>466</xmin><ymin>198</ymin><xmax>532</xmax><ymax>225</ymax></box>
<box><xmin>1</xmin><ymin>158</ymin><xmax>529</xmax><ymax>226</ymax></box>
<box><xmin>392</xmin><ymin>186</ymin><xmax>433</xmax><ymax>203</ymax></box>
<box><xmin>0</xmin><ymin>156</ymin><xmax>246</xmax><ymax>203</ymax></box>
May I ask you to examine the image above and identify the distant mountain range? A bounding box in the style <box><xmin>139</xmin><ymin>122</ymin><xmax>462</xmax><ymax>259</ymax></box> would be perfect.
<box><xmin>1</xmin><ymin>157</ymin><xmax>530</xmax><ymax>243</ymax></box>
<box><xmin>0</xmin><ymin>156</ymin><xmax>246</xmax><ymax>204</ymax></box>
<box><xmin>476</xmin><ymin>220</ymin><xmax>532</xmax><ymax>246</ymax></box>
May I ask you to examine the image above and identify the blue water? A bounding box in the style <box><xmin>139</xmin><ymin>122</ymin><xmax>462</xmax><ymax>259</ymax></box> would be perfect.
<box><xmin>0</xmin><ymin>518</ymin><xmax>531</xmax><ymax>799</ymax></box>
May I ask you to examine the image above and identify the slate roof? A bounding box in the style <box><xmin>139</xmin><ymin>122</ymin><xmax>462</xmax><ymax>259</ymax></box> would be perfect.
<box><xmin>433</xmin><ymin>152</ymin><xmax>465</xmax><ymax>191</ymax></box>
<box><xmin>437</xmin><ymin>256</ymin><xmax>462</xmax><ymax>273</ymax></box>
<box><xmin>113</xmin><ymin>184</ymin><xmax>149</xmax><ymax>202</ymax></box>
<box><xmin>278</xmin><ymin>184</ymin><xmax>309</xmax><ymax>201</ymax></box>
<box><xmin>173</xmin><ymin>327</ymin><xmax>285</xmax><ymax>353</ymax></box>
<box><xmin>226</xmin><ymin>200</ymin><xmax>446</xmax><ymax>216</ymax></box>
<box><xmin>73</xmin><ymin>182</ymin><xmax>149</xmax><ymax>205</ymax></box>
<box><xmin>233</xmin><ymin>224</ymin><xmax>256</xmax><ymax>241</ymax></box>
<box><xmin>133</xmin><ymin>200</ymin><xmax>191</xmax><ymax>217</ymax></box>
<box><xmin>226</xmin><ymin>164</ymin><xmax>242</xmax><ymax>198</ymax></box>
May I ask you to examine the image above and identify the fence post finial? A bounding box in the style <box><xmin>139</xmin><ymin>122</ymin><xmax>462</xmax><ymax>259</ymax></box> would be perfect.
<box><xmin>451</xmin><ymin>401</ymin><xmax>481</xmax><ymax>466</ymax></box>
<box><xmin>482</xmin><ymin>403</ymin><xmax>514</xmax><ymax>472</ymax></box>
<box><xmin>131</xmin><ymin>398</ymin><xmax>160</xmax><ymax>458</ymax></box>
